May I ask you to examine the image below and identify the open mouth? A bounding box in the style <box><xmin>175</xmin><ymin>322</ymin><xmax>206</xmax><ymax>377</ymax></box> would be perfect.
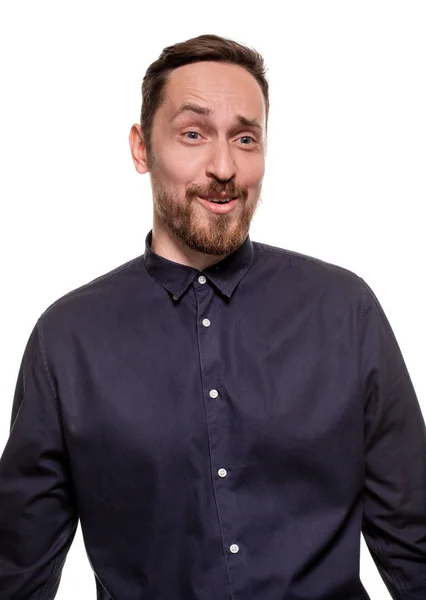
<box><xmin>199</xmin><ymin>196</ymin><xmax>237</xmax><ymax>204</ymax></box>
<box><xmin>197</xmin><ymin>196</ymin><xmax>239</xmax><ymax>214</ymax></box>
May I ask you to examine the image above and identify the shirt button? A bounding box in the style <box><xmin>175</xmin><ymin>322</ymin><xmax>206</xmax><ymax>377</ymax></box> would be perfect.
<box><xmin>218</xmin><ymin>468</ymin><xmax>227</xmax><ymax>478</ymax></box>
<box><xmin>172</xmin><ymin>294</ymin><xmax>178</xmax><ymax>300</ymax></box>
<box><xmin>198</xmin><ymin>275</ymin><xmax>207</xmax><ymax>284</ymax></box>
<box><xmin>230</xmin><ymin>544</ymin><xmax>239</xmax><ymax>554</ymax></box>
<box><xmin>209</xmin><ymin>389</ymin><xmax>218</xmax><ymax>398</ymax></box>
<box><xmin>202</xmin><ymin>318</ymin><xmax>211</xmax><ymax>327</ymax></box>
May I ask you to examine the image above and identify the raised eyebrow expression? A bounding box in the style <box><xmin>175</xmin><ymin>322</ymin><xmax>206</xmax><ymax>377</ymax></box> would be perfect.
<box><xmin>170</xmin><ymin>102</ymin><xmax>263</xmax><ymax>134</ymax></box>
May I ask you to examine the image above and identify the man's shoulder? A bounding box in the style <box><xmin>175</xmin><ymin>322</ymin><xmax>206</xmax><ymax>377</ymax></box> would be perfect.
<box><xmin>252</xmin><ymin>239</ymin><xmax>361</xmax><ymax>278</ymax></box>
<box><xmin>252</xmin><ymin>239</ymin><xmax>364</xmax><ymax>295</ymax></box>
<box><xmin>38</xmin><ymin>253</ymin><xmax>146</xmax><ymax>328</ymax></box>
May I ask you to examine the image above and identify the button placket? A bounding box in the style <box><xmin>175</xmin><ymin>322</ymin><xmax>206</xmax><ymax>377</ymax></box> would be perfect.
<box><xmin>194</xmin><ymin>279</ymin><xmax>242</xmax><ymax>590</ymax></box>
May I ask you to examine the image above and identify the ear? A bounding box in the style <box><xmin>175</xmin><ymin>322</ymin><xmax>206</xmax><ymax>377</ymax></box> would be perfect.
<box><xmin>129</xmin><ymin>124</ymin><xmax>150</xmax><ymax>174</ymax></box>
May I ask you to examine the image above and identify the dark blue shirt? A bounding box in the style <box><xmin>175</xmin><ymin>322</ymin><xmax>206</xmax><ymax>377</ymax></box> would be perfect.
<box><xmin>1</xmin><ymin>230</ymin><xmax>425</xmax><ymax>600</ymax></box>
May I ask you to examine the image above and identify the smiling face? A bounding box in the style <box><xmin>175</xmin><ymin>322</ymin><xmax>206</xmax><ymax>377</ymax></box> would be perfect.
<box><xmin>130</xmin><ymin>60</ymin><xmax>267</xmax><ymax>263</ymax></box>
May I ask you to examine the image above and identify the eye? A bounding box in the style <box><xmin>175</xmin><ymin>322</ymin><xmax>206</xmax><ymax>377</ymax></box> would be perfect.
<box><xmin>238</xmin><ymin>136</ymin><xmax>256</xmax><ymax>145</ymax></box>
<box><xmin>183</xmin><ymin>131</ymin><xmax>201</xmax><ymax>140</ymax></box>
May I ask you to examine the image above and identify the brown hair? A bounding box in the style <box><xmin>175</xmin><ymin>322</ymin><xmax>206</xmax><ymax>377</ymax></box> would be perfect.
<box><xmin>140</xmin><ymin>33</ymin><xmax>269</xmax><ymax>165</ymax></box>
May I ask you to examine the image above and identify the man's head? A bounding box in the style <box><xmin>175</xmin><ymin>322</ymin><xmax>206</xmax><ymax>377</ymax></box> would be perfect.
<box><xmin>129</xmin><ymin>34</ymin><xmax>269</xmax><ymax>258</ymax></box>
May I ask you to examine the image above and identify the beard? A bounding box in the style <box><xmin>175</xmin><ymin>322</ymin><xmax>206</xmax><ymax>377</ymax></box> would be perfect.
<box><xmin>150</xmin><ymin>172</ymin><xmax>262</xmax><ymax>256</ymax></box>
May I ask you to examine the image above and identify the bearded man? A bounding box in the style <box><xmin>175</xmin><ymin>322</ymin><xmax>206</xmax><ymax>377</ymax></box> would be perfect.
<box><xmin>0</xmin><ymin>33</ymin><xmax>425</xmax><ymax>600</ymax></box>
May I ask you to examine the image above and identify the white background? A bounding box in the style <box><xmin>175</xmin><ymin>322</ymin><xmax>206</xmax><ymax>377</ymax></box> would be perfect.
<box><xmin>0</xmin><ymin>1</ymin><xmax>425</xmax><ymax>598</ymax></box>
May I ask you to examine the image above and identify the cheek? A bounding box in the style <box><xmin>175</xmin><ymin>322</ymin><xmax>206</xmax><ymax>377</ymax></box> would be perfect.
<box><xmin>156</xmin><ymin>146</ymin><xmax>203</xmax><ymax>184</ymax></box>
<box><xmin>242</xmin><ymin>156</ymin><xmax>265</xmax><ymax>189</ymax></box>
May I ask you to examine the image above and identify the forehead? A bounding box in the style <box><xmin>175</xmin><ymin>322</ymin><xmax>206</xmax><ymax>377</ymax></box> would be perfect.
<box><xmin>161</xmin><ymin>61</ymin><xmax>265</xmax><ymax>124</ymax></box>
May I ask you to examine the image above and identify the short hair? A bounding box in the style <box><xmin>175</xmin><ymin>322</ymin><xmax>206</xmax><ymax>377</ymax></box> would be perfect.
<box><xmin>140</xmin><ymin>33</ymin><xmax>269</xmax><ymax>164</ymax></box>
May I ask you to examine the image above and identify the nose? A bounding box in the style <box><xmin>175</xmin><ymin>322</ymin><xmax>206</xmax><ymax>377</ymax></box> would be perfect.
<box><xmin>205</xmin><ymin>139</ymin><xmax>237</xmax><ymax>183</ymax></box>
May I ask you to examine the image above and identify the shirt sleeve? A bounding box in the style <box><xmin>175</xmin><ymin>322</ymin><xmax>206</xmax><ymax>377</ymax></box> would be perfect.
<box><xmin>0</xmin><ymin>321</ymin><xmax>78</xmax><ymax>599</ymax></box>
<box><xmin>359</xmin><ymin>279</ymin><xmax>426</xmax><ymax>599</ymax></box>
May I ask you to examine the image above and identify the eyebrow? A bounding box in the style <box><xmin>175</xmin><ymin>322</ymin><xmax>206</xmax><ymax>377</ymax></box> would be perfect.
<box><xmin>170</xmin><ymin>102</ymin><xmax>263</xmax><ymax>132</ymax></box>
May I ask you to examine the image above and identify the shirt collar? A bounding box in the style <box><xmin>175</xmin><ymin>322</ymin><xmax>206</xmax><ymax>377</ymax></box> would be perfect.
<box><xmin>143</xmin><ymin>229</ymin><xmax>254</xmax><ymax>299</ymax></box>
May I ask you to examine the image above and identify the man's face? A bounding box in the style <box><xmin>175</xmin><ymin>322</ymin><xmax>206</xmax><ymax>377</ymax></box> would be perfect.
<box><xmin>133</xmin><ymin>61</ymin><xmax>266</xmax><ymax>256</ymax></box>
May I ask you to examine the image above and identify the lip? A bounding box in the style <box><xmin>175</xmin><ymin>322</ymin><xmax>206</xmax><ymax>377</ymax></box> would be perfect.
<box><xmin>198</xmin><ymin>192</ymin><xmax>238</xmax><ymax>200</ymax></box>
<box><xmin>197</xmin><ymin>196</ymin><xmax>238</xmax><ymax>214</ymax></box>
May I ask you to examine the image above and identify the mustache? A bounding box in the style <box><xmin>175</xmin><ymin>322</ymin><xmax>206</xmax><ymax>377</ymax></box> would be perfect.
<box><xmin>188</xmin><ymin>186</ymin><xmax>247</xmax><ymax>199</ymax></box>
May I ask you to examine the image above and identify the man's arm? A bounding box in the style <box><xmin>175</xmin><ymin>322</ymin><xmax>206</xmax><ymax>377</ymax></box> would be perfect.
<box><xmin>360</xmin><ymin>279</ymin><xmax>426</xmax><ymax>599</ymax></box>
<box><xmin>0</xmin><ymin>322</ymin><xmax>78</xmax><ymax>599</ymax></box>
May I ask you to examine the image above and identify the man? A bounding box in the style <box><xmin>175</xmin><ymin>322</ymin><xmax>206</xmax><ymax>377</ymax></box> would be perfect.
<box><xmin>0</xmin><ymin>33</ymin><xmax>425</xmax><ymax>600</ymax></box>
